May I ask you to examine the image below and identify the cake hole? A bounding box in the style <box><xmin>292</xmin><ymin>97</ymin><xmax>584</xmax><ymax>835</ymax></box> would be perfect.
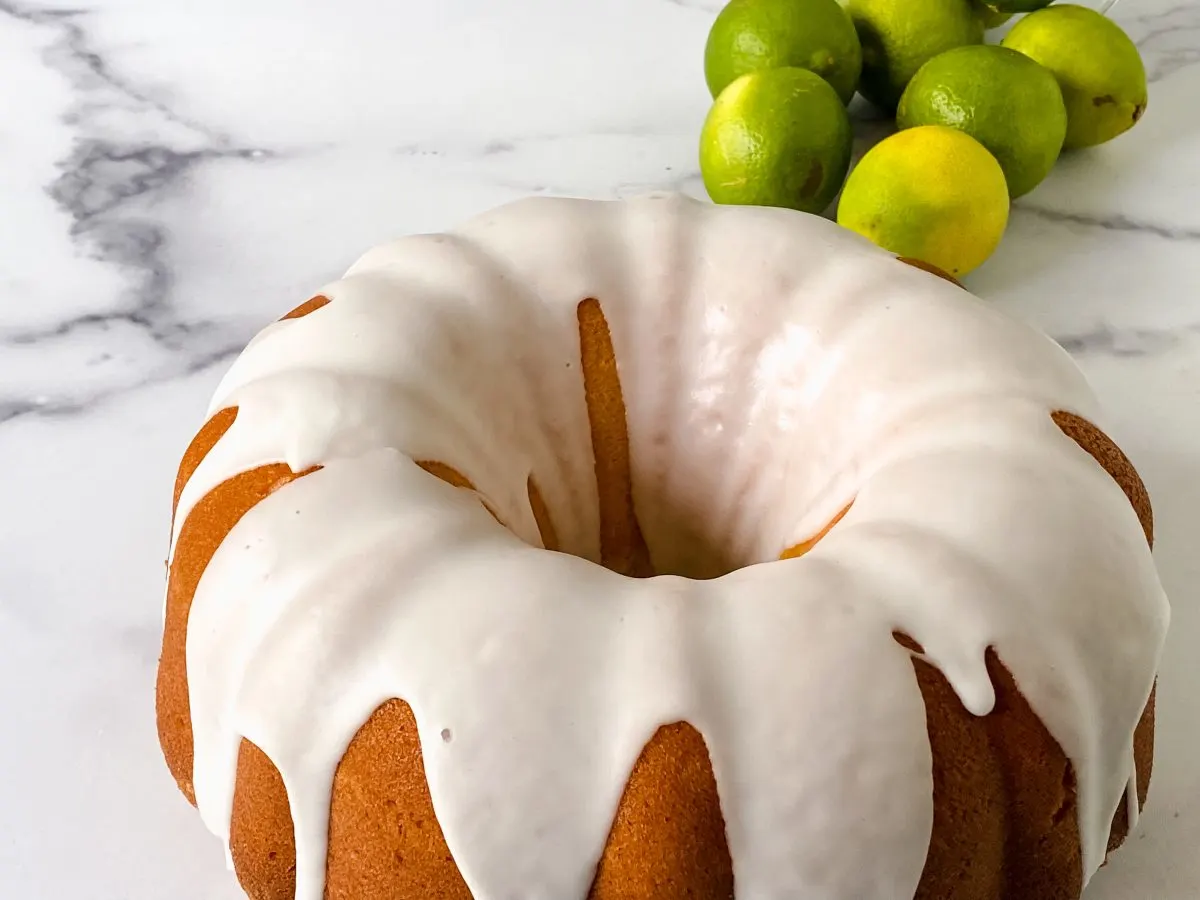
<box><xmin>411</xmin><ymin>298</ymin><xmax>861</xmax><ymax>583</ymax></box>
<box><xmin>440</xmin><ymin>728</ymin><xmax>453</xmax><ymax>744</ymax></box>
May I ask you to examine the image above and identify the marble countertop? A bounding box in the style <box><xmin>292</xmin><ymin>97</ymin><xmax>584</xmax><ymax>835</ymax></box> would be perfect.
<box><xmin>1</xmin><ymin>0</ymin><xmax>1196</xmax><ymax>897</ymax></box>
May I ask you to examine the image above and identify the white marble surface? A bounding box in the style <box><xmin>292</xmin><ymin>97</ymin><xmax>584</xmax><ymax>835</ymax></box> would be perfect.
<box><xmin>0</xmin><ymin>0</ymin><xmax>1196</xmax><ymax>897</ymax></box>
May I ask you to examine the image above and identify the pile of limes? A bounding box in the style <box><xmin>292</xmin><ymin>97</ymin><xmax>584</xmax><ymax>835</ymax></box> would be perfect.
<box><xmin>699</xmin><ymin>0</ymin><xmax>1148</xmax><ymax>277</ymax></box>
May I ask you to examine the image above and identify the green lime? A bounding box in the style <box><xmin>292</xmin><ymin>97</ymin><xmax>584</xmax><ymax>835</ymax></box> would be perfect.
<box><xmin>837</xmin><ymin>125</ymin><xmax>1010</xmax><ymax>276</ymax></box>
<box><xmin>847</xmin><ymin>0</ymin><xmax>984</xmax><ymax>112</ymax></box>
<box><xmin>1002</xmin><ymin>5</ymin><xmax>1147</xmax><ymax>149</ymax></box>
<box><xmin>700</xmin><ymin>66</ymin><xmax>853</xmax><ymax>214</ymax></box>
<box><xmin>704</xmin><ymin>0</ymin><xmax>863</xmax><ymax>104</ymax></box>
<box><xmin>897</xmin><ymin>45</ymin><xmax>1067</xmax><ymax>197</ymax></box>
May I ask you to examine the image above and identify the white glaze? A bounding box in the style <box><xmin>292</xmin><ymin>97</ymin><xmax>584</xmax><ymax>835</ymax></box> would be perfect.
<box><xmin>170</xmin><ymin>194</ymin><xmax>1169</xmax><ymax>900</ymax></box>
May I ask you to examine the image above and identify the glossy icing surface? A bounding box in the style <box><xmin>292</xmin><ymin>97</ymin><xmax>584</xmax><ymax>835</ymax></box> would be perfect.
<box><xmin>171</xmin><ymin>195</ymin><xmax>1169</xmax><ymax>900</ymax></box>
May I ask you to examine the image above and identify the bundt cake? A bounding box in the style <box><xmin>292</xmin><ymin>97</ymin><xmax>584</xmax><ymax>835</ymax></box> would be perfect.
<box><xmin>157</xmin><ymin>194</ymin><xmax>1170</xmax><ymax>900</ymax></box>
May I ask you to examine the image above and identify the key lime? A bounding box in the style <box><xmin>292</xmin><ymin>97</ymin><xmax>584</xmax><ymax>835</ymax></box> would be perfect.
<box><xmin>847</xmin><ymin>0</ymin><xmax>984</xmax><ymax>111</ymax></box>
<box><xmin>897</xmin><ymin>45</ymin><xmax>1067</xmax><ymax>197</ymax></box>
<box><xmin>705</xmin><ymin>0</ymin><xmax>863</xmax><ymax>104</ymax></box>
<box><xmin>1002</xmin><ymin>5</ymin><xmax>1148</xmax><ymax>149</ymax></box>
<box><xmin>837</xmin><ymin>125</ymin><xmax>1009</xmax><ymax>276</ymax></box>
<box><xmin>701</xmin><ymin>66</ymin><xmax>854</xmax><ymax>214</ymax></box>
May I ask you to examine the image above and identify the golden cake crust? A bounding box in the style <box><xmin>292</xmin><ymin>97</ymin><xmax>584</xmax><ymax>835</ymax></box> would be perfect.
<box><xmin>157</xmin><ymin>294</ymin><xmax>1157</xmax><ymax>900</ymax></box>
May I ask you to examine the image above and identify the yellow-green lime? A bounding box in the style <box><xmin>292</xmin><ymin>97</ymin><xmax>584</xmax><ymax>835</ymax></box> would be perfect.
<box><xmin>897</xmin><ymin>45</ymin><xmax>1067</xmax><ymax>197</ymax></box>
<box><xmin>701</xmin><ymin>67</ymin><xmax>853</xmax><ymax>214</ymax></box>
<box><xmin>837</xmin><ymin>125</ymin><xmax>1009</xmax><ymax>276</ymax></box>
<box><xmin>847</xmin><ymin>0</ymin><xmax>984</xmax><ymax>111</ymax></box>
<box><xmin>705</xmin><ymin>0</ymin><xmax>863</xmax><ymax>104</ymax></box>
<box><xmin>1002</xmin><ymin>5</ymin><xmax>1147</xmax><ymax>149</ymax></box>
